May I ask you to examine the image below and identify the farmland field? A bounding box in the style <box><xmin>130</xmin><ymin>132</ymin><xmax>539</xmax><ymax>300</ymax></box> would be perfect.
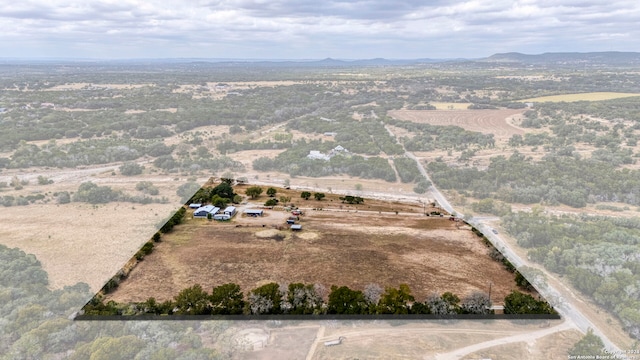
<box><xmin>520</xmin><ymin>92</ymin><xmax>640</xmax><ymax>102</ymax></box>
<box><xmin>388</xmin><ymin>109</ymin><xmax>527</xmax><ymax>142</ymax></box>
<box><xmin>104</xmin><ymin>195</ymin><xmax>521</xmax><ymax>305</ymax></box>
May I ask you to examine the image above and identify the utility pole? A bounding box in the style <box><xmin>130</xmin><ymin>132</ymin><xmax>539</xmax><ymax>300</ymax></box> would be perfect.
<box><xmin>488</xmin><ymin>281</ymin><xmax>492</xmax><ymax>303</ymax></box>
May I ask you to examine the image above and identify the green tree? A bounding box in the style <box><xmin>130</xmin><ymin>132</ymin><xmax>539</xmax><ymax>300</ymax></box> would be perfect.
<box><xmin>70</xmin><ymin>335</ymin><xmax>146</xmax><ymax>360</ymax></box>
<box><xmin>119</xmin><ymin>162</ymin><xmax>143</xmax><ymax>176</ymax></box>
<box><xmin>210</xmin><ymin>283</ymin><xmax>245</xmax><ymax>315</ymax></box>
<box><xmin>173</xmin><ymin>284</ymin><xmax>211</xmax><ymax>315</ymax></box>
<box><xmin>313</xmin><ymin>192</ymin><xmax>325</xmax><ymax>201</ymax></box>
<box><xmin>37</xmin><ymin>175</ymin><xmax>53</xmax><ymax>185</ymax></box>
<box><xmin>266</xmin><ymin>187</ymin><xmax>277</xmax><ymax>197</ymax></box>
<box><xmin>503</xmin><ymin>290</ymin><xmax>556</xmax><ymax>315</ymax></box>
<box><xmin>377</xmin><ymin>284</ymin><xmax>415</xmax><ymax>314</ymax></box>
<box><xmin>568</xmin><ymin>329</ymin><xmax>606</xmax><ymax>357</ymax></box>
<box><xmin>211</xmin><ymin>194</ymin><xmax>230</xmax><ymax>208</ymax></box>
<box><xmin>245</xmin><ymin>186</ymin><xmax>263</xmax><ymax>199</ymax></box>
<box><xmin>327</xmin><ymin>286</ymin><xmax>366</xmax><ymax>314</ymax></box>
<box><xmin>211</xmin><ymin>181</ymin><xmax>235</xmax><ymax>200</ymax></box>
<box><xmin>248</xmin><ymin>282</ymin><xmax>282</xmax><ymax>314</ymax></box>
<box><xmin>301</xmin><ymin>191</ymin><xmax>311</xmax><ymax>200</ymax></box>
<box><xmin>279</xmin><ymin>195</ymin><xmax>291</xmax><ymax>205</ymax></box>
<box><xmin>264</xmin><ymin>199</ymin><xmax>277</xmax><ymax>206</ymax></box>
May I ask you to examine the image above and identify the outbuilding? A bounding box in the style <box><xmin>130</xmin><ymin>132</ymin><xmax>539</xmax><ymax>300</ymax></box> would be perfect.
<box><xmin>213</xmin><ymin>213</ymin><xmax>231</xmax><ymax>221</ymax></box>
<box><xmin>194</xmin><ymin>205</ymin><xmax>220</xmax><ymax>218</ymax></box>
<box><xmin>244</xmin><ymin>209</ymin><xmax>264</xmax><ymax>217</ymax></box>
<box><xmin>223</xmin><ymin>206</ymin><xmax>237</xmax><ymax>217</ymax></box>
<box><xmin>291</xmin><ymin>224</ymin><xmax>302</xmax><ymax>231</ymax></box>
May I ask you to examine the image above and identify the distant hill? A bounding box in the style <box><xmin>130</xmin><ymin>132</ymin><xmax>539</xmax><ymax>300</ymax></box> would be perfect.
<box><xmin>481</xmin><ymin>52</ymin><xmax>640</xmax><ymax>66</ymax></box>
<box><xmin>3</xmin><ymin>52</ymin><xmax>640</xmax><ymax>67</ymax></box>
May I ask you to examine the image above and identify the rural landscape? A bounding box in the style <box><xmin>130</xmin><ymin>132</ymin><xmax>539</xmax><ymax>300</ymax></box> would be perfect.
<box><xmin>81</xmin><ymin>182</ymin><xmax>556</xmax><ymax>318</ymax></box>
<box><xmin>1</xmin><ymin>52</ymin><xmax>640</xmax><ymax>358</ymax></box>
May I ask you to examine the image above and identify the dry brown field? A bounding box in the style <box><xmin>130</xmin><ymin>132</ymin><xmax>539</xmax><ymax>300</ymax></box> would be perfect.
<box><xmin>388</xmin><ymin>109</ymin><xmax>527</xmax><ymax>143</ymax></box>
<box><xmin>105</xmin><ymin>191</ymin><xmax>520</xmax><ymax>304</ymax></box>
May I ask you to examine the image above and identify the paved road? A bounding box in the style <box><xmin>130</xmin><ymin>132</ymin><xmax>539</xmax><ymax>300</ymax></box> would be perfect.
<box><xmin>404</xmin><ymin>150</ymin><xmax>628</xmax><ymax>356</ymax></box>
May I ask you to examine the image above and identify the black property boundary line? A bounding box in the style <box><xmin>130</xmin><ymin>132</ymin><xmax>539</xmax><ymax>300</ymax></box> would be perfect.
<box><xmin>75</xmin><ymin>314</ymin><xmax>561</xmax><ymax>321</ymax></box>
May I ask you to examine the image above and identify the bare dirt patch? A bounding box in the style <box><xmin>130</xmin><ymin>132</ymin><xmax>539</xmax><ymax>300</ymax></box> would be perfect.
<box><xmin>389</xmin><ymin>109</ymin><xmax>527</xmax><ymax>142</ymax></box>
<box><xmin>106</xmin><ymin>197</ymin><xmax>519</xmax><ymax>304</ymax></box>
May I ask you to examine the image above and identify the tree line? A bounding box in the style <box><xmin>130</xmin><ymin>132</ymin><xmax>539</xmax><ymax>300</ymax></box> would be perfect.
<box><xmin>83</xmin><ymin>281</ymin><xmax>556</xmax><ymax>317</ymax></box>
<box><xmin>428</xmin><ymin>151</ymin><xmax>640</xmax><ymax>207</ymax></box>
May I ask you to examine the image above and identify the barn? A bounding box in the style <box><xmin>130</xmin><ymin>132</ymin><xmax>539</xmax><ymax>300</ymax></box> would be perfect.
<box><xmin>193</xmin><ymin>205</ymin><xmax>220</xmax><ymax>218</ymax></box>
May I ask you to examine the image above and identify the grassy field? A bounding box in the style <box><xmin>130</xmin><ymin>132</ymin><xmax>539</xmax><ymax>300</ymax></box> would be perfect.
<box><xmin>521</xmin><ymin>92</ymin><xmax>640</xmax><ymax>102</ymax></box>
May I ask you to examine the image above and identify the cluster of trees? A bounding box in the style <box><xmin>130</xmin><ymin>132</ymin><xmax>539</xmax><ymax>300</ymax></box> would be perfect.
<box><xmin>387</xmin><ymin>119</ymin><xmax>495</xmax><ymax>151</ymax></box>
<box><xmin>502</xmin><ymin>211</ymin><xmax>640</xmax><ymax>339</ymax></box>
<box><xmin>72</xmin><ymin>181</ymin><xmax>168</xmax><ymax>205</ymax></box>
<box><xmin>216</xmin><ymin>138</ymin><xmax>292</xmax><ymax>154</ymax></box>
<box><xmin>0</xmin><ymin>243</ymin><xmax>226</xmax><ymax>358</ymax></box>
<box><xmin>84</xmin><ymin>281</ymin><xmax>557</xmax><ymax>317</ymax></box>
<box><xmin>339</xmin><ymin>195</ymin><xmax>364</xmax><ymax>204</ymax></box>
<box><xmin>158</xmin><ymin>207</ymin><xmax>186</xmax><ymax>233</ymax></box>
<box><xmin>300</xmin><ymin>191</ymin><xmax>325</xmax><ymax>201</ymax></box>
<box><xmin>152</xmin><ymin>153</ymin><xmax>244</xmax><ymax>174</ymax></box>
<box><xmin>253</xmin><ymin>139</ymin><xmax>397</xmax><ymax>181</ymax></box>
<box><xmin>186</xmin><ymin>182</ymin><xmax>240</xmax><ymax>208</ymax></box>
<box><xmin>515</xmin><ymin>114</ymin><xmax>638</xmax><ymax>153</ymax></box>
<box><xmin>289</xmin><ymin>116</ymin><xmax>404</xmax><ymax>156</ymax></box>
<box><xmin>4</xmin><ymin>138</ymin><xmax>173</xmax><ymax>169</ymax></box>
<box><xmin>428</xmin><ymin>151</ymin><xmax>640</xmax><ymax>208</ymax></box>
<box><xmin>393</xmin><ymin>157</ymin><xmax>424</xmax><ymax>183</ymax></box>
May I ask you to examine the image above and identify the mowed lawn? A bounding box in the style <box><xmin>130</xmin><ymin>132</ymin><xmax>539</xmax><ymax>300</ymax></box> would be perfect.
<box><xmin>521</xmin><ymin>92</ymin><xmax>640</xmax><ymax>102</ymax></box>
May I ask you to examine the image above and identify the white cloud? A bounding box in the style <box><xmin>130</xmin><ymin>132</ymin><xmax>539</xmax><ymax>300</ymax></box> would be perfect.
<box><xmin>0</xmin><ymin>0</ymin><xmax>638</xmax><ymax>58</ymax></box>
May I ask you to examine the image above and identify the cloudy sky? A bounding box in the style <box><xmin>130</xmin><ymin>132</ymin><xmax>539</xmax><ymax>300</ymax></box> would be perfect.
<box><xmin>1</xmin><ymin>0</ymin><xmax>639</xmax><ymax>59</ymax></box>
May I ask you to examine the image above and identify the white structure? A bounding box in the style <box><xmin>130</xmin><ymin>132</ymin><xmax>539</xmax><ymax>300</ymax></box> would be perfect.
<box><xmin>307</xmin><ymin>150</ymin><xmax>331</xmax><ymax>161</ymax></box>
<box><xmin>193</xmin><ymin>205</ymin><xmax>220</xmax><ymax>218</ymax></box>
<box><xmin>213</xmin><ymin>213</ymin><xmax>231</xmax><ymax>221</ymax></box>
<box><xmin>244</xmin><ymin>209</ymin><xmax>264</xmax><ymax>217</ymax></box>
<box><xmin>189</xmin><ymin>203</ymin><xmax>202</xmax><ymax>209</ymax></box>
<box><xmin>324</xmin><ymin>337</ymin><xmax>345</xmax><ymax>346</ymax></box>
<box><xmin>223</xmin><ymin>206</ymin><xmax>237</xmax><ymax>217</ymax></box>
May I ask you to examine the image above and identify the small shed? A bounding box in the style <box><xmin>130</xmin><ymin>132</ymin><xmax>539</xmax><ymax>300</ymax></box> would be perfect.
<box><xmin>189</xmin><ymin>203</ymin><xmax>202</xmax><ymax>209</ymax></box>
<box><xmin>244</xmin><ymin>209</ymin><xmax>264</xmax><ymax>217</ymax></box>
<box><xmin>223</xmin><ymin>206</ymin><xmax>237</xmax><ymax>217</ymax></box>
<box><xmin>290</xmin><ymin>224</ymin><xmax>302</xmax><ymax>231</ymax></box>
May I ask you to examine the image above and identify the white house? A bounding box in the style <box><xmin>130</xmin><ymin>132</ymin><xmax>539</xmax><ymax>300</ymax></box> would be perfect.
<box><xmin>307</xmin><ymin>150</ymin><xmax>331</xmax><ymax>161</ymax></box>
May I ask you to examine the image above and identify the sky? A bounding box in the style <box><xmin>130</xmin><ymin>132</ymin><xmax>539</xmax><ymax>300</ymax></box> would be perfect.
<box><xmin>1</xmin><ymin>0</ymin><xmax>639</xmax><ymax>60</ymax></box>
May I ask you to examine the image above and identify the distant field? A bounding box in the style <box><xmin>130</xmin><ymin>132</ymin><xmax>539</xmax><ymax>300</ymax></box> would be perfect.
<box><xmin>430</xmin><ymin>102</ymin><xmax>473</xmax><ymax>110</ymax></box>
<box><xmin>521</xmin><ymin>92</ymin><xmax>640</xmax><ymax>102</ymax></box>
<box><xmin>388</xmin><ymin>109</ymin><xmax>526</xmax><ymax>142</ymax></box>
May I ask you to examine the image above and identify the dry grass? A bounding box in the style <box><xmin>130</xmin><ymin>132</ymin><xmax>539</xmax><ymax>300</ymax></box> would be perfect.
<box><xmin>429</xmin><ymin>102</ymin><xmax>473</xmax><ymax>110</ymax></box>
<box><xmin>105</xmin><ymin>197</ymin><xmax>520</xmax><ymax>304</ymax></box>
<box><xmin>388</xmin><ymin>109</ymin><xmax>527</xmax><ymax>143</ymax></box>
<box><xmin>521</xmin><ymin>92</ymin><xmax>640</xmax><ymax>102</ymax></box>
